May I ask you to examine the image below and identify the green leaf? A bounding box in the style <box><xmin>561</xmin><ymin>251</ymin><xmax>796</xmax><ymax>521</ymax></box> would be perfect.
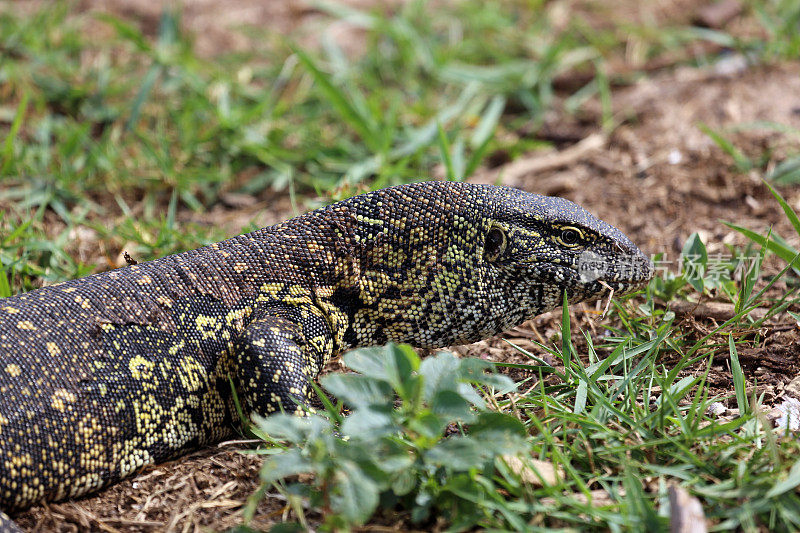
<box><xmin>383</xmin><ymin>343</ymin><xmax>421</xmax><ymax>401</ymax></box>
<box><xmin>256</xmin><ymin>413</ymin><xmax>329</xmax><ymax>443</ymax></box>
<box><xmin>390</xmin><ymin>82</ymin><xmax>480</xmax><ymax>159</ymax></box>
<box><xmin>260</xmin><ymin>449</ymin><xmax>311</xmax><ymax>484</ymax></box>
<box><xmin>342</xmin><ymin>344</ymin><xmax>420</xmax><ymax>398</ymax></box>
<box><xmin>341</xmin><ymin>406</ymin><xmax>397</xmax><ymax>437</ymax></box>
<box><xmin>228</xmin><ymin>376</ymin><xmax>249</xmax><ymax>430</ymax></box>
<box><xmin>455</xmin><ymin>382</ymin><xmax>486</xmax><ymax>408</ymax></box>
<box><xmin>451</xmin><ymin>137</ymin><xmax>466</xmax><ymax>180</ymax></box>
<box><xmin>426</xmin><ymin>436</ymin><xmax>494</xmax><ymax>470</ymax></box>
<box><xmin>735</xmin><ymin>245</ymin><xmax>763</xmax><ymax>315</ymax></box>
<box><xmin>470</xmin><ymin>411</ymin><xmax>527</xmax><ymax>440</ymax></box>
<box><xmin>682</xmin><ymin>232</ymin><xmax>708</xmax><ymax>292</ymax></box>
<box><xmin>343</xmin><ymin>346</ymin><xmax>392</xmax><ymax>381</ymax></box>
<box><xmin>595</xmin><ymin>59</ymin><xmax>613</xmax><ymax>131</ymax></box>
<box><xmin>332</xmin><ymin>460</ymin><xmax>379</xmax><ymax>524</ymax></box>
<box><xmin>321</xmin><ymin>373</ymin><xmax>393</xmax><ymax>407</ymax></box>
<box><xmin>464</xmin><ymin>130</ymin><xmax>494</xmax><ymax>179</ymax></box>
<box><xmin>308</xmin><ymin>380</ymin><xmax>343</xmax><ymax>423</ymax></box>
<box><xmin>419</xmin><ymin>351</ymin><xmax>461</xmax><ymax>402</ymax></box>
<box><xmin>430</xmin><ymin>389</ymin><xmax>474</xmax><ymax>420</ymax></box>
<box><xmin>0</xmin><ymin>217</ymin><xmax>32</xmax><ymax>246</ymax></box>
<box><xmin>458</xmin><ymin>357</ymin><xmax>514</xmax><ymax>388</ymax></box>
<box><xmin>390</xmin><ymin>468</ymin><xmax>417</xmax><ymax>496</ymax></box>
<box><xmin>408</xmin><ymin>411</ymin><xmax>449</xmax><ymax>440</ymax></box>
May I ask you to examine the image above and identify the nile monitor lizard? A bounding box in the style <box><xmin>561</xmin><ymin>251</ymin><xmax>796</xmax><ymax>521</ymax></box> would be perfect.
<box><xmin>0</xmin><ymin>181</ymin><xmax>651</xmax><ymax>531</ymax></box>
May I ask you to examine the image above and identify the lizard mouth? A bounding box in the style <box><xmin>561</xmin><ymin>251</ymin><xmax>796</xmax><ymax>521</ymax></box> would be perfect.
<box><xmin>576</xmin><ymin>249</ymin><xmax>653</xmax><ymax>287</ymax></box>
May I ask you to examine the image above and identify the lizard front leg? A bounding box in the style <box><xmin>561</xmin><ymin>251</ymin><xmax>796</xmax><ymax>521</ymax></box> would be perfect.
<box><xmin>233</xmin><ymin>304</ymin><xmax>334</xmax><ymax>418</ymax></box>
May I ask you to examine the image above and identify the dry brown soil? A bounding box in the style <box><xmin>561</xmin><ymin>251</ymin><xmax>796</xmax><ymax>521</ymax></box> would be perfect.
<box><xmin>8</xmin><ymin>0</ymin><xmax>800</xmax><ymax>531</ymax></box>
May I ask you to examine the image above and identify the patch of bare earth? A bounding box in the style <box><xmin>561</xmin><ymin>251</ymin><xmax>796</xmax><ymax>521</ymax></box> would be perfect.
<box><xmin>9</xmin><ymin>0</ymin><xmax>800</xmax><ymax>531</ymax></box>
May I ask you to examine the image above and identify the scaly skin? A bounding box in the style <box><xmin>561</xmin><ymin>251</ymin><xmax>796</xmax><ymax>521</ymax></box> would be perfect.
<box><xmin>0</xmin><ymin>182</ymin><xmax>651</xmax><ymax>530</ymax></box>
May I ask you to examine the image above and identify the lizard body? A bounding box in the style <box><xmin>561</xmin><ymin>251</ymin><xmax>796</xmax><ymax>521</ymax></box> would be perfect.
<box><xmin>0</xmin><ymin>182</ymin><xmax>651</xmax><ymax>530</ymax></box>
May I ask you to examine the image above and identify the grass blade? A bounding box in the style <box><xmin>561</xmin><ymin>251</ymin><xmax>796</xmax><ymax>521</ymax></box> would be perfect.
<box><xmin>729</xmin><ymin>335</ymin><xmax>749</xmax><ymax>414</ymax></box>
<box><xmin>736</xmin><ymin>231</ymin><xmax>767</xmax><ymax>314</ymax></box>
<box><xmin>436</xmin><ymin>123</ymin><xmax>455</xmax><ymax>181</ymax></box>
<box><xmin>126</xmin><ymin>64</ymin><xmax>161</xmax><ymax>132</ymax></box>
<box><xmin>763</xmin><ymin>180</ymin><xmax>800</xmax><ymax>237</ymax></box>
<box><xmin>0</xmin><ymin>256</ymin><xmax>12</xmax><ymax>298</ymax></box>
<box><xmin>292</xmin><ymin>45</ymin><xmax>376</xmax><ymax>149</ymax></box>
<box><xmin>1</xmin><ymin>91</ymin><xmax>28</xmax><ymax>176</ymax></box>
<box><xmin>723</xmin><ymin>222</ymin><xmax>800</xmax><ymax>266</ymax></box>
<box><xmin>95</xmin><ymin>13</ymin><xmax>153</xmax><ymax>52</ymax></box>
<box><xmin>699</xmin><ymin>122</ymin><xmax>752</xmax><ymax>171</ymax></box>
<box><xmin>471</xmin><ymin>95</ymin><xmax>505</xmax><ymax>149</ymax></box>
<box><xmin>561</xmin><ymin>291</ymin><xmax>572</xmax><ymax>369</ymax></box>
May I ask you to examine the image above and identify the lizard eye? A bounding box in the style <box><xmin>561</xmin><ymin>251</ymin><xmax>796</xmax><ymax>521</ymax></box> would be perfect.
<box><xmin>484</xmin><ymin>226</ymin><xmax>507</xmax><ymax>262</ymax></box>
<box><xmin>558</xmin><ymin>227</ymin><xmax>583</xmax><ymax>247</ymax></box>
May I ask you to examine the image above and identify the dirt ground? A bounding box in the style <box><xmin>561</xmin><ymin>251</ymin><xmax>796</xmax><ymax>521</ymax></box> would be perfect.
<box><xmin>9</xmin><ymin>0</ymin><xmax>800</xmax><ymax>531</ymax></box>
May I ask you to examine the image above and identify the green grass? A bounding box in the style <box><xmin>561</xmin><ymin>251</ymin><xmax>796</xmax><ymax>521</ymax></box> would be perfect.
<box><xmin>3</xmin><ymin>0</ymin><xmax>800</xmax><ymax>531</ymax></box>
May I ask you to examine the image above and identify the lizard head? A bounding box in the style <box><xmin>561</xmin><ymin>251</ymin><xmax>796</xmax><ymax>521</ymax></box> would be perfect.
<box><xmin>465</xmin><ymin>184</ymin><xmax>653</xmax><ymax>333</ymax></box>
<box><xmin>338</xmin><ymin>181</ymin><xmax>652</xmax><ymax>348</ymax></box>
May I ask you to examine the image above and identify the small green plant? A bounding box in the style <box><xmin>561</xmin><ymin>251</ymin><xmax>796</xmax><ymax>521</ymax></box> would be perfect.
<box><xmin>648</xmin><ymin>231</ymin><xmax>758</xmax><ymax>304</ymax></box>
<box><xmin>243</xmin><ymin>344</ymin><xmax>526</xmax><ymax>531</ymax></box>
